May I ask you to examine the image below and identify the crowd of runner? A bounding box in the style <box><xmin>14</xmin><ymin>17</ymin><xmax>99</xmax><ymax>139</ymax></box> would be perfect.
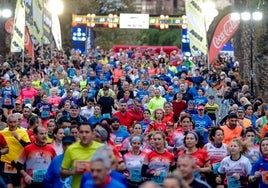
<box><xmin>0</xmin><ymin>47</ymin><xmax>267</xmax><ymax>188</ymax></box>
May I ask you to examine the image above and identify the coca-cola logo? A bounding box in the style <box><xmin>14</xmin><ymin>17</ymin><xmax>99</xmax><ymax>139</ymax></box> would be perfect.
<box><xmin>212</xmin><ymin>18</ymin><xmax>240</xmax><ymax>49</ymax></box>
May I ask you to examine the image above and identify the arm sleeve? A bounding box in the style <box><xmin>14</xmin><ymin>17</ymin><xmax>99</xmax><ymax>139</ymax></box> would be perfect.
<box><xmin>141</xmin><ymin>164</ymin><xmax>153</xmax><ymax>178</ymax></box>
<box><xmin>19</xmin><ymin>139</ymin><xmax>30</xmax><ymax>147</ymax></box>
<box><xmin>250</xmin><ymin>159</ymin><xmax>260</xmax><ymax>176</ymax></box>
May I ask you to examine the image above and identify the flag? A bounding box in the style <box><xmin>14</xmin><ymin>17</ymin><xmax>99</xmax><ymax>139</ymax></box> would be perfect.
<box><xmin>11</xmin><ymin>0</ymin><xmax>25</xmax><ymax>52</ymax></box>
<box><xmin>32</xmin><ymin>0</ymin><xmax>44</xmax><ymax>45</ymax></box>
<box><xmin>185</xmin><ymin>0</ymin><xmax>207</xmax><ymax>55</ymax></box>
<box><xmin>208</xmin><ymin>13</ymin><xmax>240</xmax><ymax>63</ymax></box>
<box><xmin>52</xmin><ymin>14</ymin><xmax>62</xmax><ymax>50</ymax></box>
<box><xmin>25</xmin><ymin>27</ymin><xmax>34</xmax><ymax>59</ymax></box>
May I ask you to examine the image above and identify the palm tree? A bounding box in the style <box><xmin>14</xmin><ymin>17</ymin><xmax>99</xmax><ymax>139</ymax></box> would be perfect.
<box><xmin>256</xmin><ymin>0</ymin><xmax>268</xmax><ymax>101</ymax></box>
<box><xmin>233</xmin><ymin>0</ymin><xmax>259</xmax><ymax>95</ymax></box>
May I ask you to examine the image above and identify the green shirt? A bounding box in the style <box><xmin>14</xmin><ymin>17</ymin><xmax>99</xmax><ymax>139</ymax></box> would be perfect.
<box><xmin>61</xmin><ymin>141</ymin><xmax>103</xmax><ymax>188</ymax></box>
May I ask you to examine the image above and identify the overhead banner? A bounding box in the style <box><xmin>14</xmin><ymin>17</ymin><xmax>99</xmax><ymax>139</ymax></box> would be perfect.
<box><xmin>185</xmin><ymin>0</ymin><xmax>207</xmax><ymax>55</ymax></box>
<box><xmin>208</xmin><ymin>13</ymin><xmax>240</xmax><ymax>63</ymax></box>
<box><xmin>11</xmin><ymin>0</ymin><xmax>25</xmax><ymax>52</ymax></box>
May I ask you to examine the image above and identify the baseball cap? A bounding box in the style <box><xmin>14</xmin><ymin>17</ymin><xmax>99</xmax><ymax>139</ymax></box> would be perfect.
<box><xmin>62</xmin><ymin>135</ymin><xmax>76</xmax><ymax>145</ymax></box>
<box><xmin>81</xmin><ymin>88</ymin><xmax>88</xmax><ymax>92</ymax></box>
<box><xmin>142</xmin><ymin>81</ymin><xmax>149</xmax><ymax>85</ymax></box>
<box><xmin>237</xmin><ymin>106</ymin><xmax>245</xmax><ymax>112</ymax></box>
<box><xmin>70</xmin><ymin>104</ymin><xmax>79</xmax><ymax>109</ymax></box>
<box><xmin>188</xmin><ymin>100</ymin><xmax>195</xmax><ymax>105</ymax></box>
<box><xmin>209</xmin><ymin>95</ymin><xmax>214</xmax><ymax>99</ymax></box>
<box><xmin>24</xmin><ymin>103</ymin><xmax>32</xmax><ymax>109</ymax></box>
<box><xmin>15</xmin><ymin>100</ymin><xmax>22</xmax><ymax>104</ymax></box>
<box><xmin>197</xmin><ymin>104</ymin><xmax>205</xmax><ymax>110</ymax></box>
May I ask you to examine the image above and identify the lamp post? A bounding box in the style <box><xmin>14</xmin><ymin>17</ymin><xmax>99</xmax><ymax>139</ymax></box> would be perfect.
<box><xmin>231</xmin><ymin>11</ymin><xmax>263</xmax><ymax>94</ymax></box>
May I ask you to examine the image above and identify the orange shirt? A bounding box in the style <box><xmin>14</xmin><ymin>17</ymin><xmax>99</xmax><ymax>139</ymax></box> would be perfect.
<box><xmin>260</xmin><ymin>124</ymin><xmax>268</xmax><ymax>139</ymax></box>
<box><xmin>221</xmin><ymin>124</ymin><xmax>243</xmax><ymax>145</ymax></box>
<box><xmin>242</xmin><ymin>118</ymin><xmax>252</xmax><ymax>129</ymax></box>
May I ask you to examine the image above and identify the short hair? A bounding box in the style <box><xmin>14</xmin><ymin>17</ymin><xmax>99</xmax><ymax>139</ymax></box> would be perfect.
<box><xmin>228</xmin><ymin>113</ymin><xmax>238</xmax><ymax>119</ymax></box>
<box><xmin>90</xmin><ymin>151</ymin><xmax>111</xmax><ymax>168</ymax></box>
<box><xmin>167</xmin><ymin>170</ymin><xmax>190</xmax><ymax>188</ymax></box>
<box><xmin>177</xmin><ymin>154</ymin><xmax>195</xmax><ymax>166</ymax></box>
<box><xmin>28</xmin><ymin>116</ymin><xmax>40</xmax><ymax>126</ymax></box>
<box><xmin>139</xmin><ymin>181</ymin><xmax>161</xmax><ymax>188</ymax></box>
<box><xmin>209</xmin><ymin>126</ymin><xmax>224</xmax><ymax>142</ymax></box>
<box><xmin>7</xmin><ymin>114</ymin><xmax>18</xmax><ymax>122</ymax></box>
<box><xmin>33</xmin><ymin>125</ymin><xmax>44</xmax><ymax>135</ymax></box>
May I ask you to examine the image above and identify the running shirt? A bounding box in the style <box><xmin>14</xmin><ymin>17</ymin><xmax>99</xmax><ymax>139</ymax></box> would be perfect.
<box><xmin>17</xmin><ymin>143</ymin><xmax>56</xmax><ymax>183</ymax></box>
<box><xmin>204</xmin><ymin>142</ymin><xmax>228</xmax><ymax>164</ymax></box>
<box><xmin>192</xmin><ymin>114</ymin><xmax>213</xmax><ymax>143</ymax></box>
<box><xmin>221</xmin><ymin>125</ymin><xmax>243</xmax><ymax>145</ymax></box>
<box><xmin>36</xmin><ymin>102</ymin><xmax>52</xmax><ymax>120</ymax></box>
<box><xmin>123</xmin><ymin>151</ymin><xmax>146</xmax><ymax>182</ymax></box>
<box><xmin>205</xmin><ymin>103</ymin><xmax>219</xmax><ymax>114</ymax></box>
<box><xmin>61</xmin><ymin>141</ymin><xmax>103</xmax><ymax>188</ymax></box>
<box><xmin>245</xmin><ymin>145</ymin><xmax>260</xmax><ymax>165</ymax></box>
<box><xmin>147</xmin><ymin>150</ymin><xmax>174</xmax><ymax>185</ymax></box>
<box><xmin>218</xmin><ymin>155</ymin><xmax>252</xmax><ymax>186</ymax></box>
<box><xmin>251</xmin><ymin>156</ymin><xmax>268</xmax><ymax>188</ymax></box>
<box><xmin>179</xmin><ymin>148</ymin><xmax>210</xmax><ymax>168</ymax></box>
<box><xmin>0</xmin><ymin>128</ymin><xmax>30</xmax><ymax>163</ymax></box>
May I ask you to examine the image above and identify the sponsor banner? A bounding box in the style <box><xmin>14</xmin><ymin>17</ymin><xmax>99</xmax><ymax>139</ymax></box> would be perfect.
<box><xmin>51</xmin><ymin>14</ymin><xmax>62</xmax><ymax>50</ymax></box>
<box><xmin>208</xmin><ymin>13</ymin><xmax>240</xmax><ymax>63</ymax></box>
<box><xmin>43</xmin><ymin>6</ymin><xmax>52</xmax><ymax>44</ymax></box>
<box><xmin>32</xmin><ymin>0</ymin><xmax>44</xmax><ymax>45</ymax></box>
<box><xmin>185</xmin><ymin>0</ymin><xmax>207</xmax><ymax>55</ymax></box>
<box><xmin>11</xmin><ymin>0</ymin><xmax>25</xmax><ymax>52</ymax></box>
<box><xmin>25</xmin><ymin>27</ymin><xmax>34</xmax><ymax>59</ymax></box>
<box><xmin>5</xmin><ymin>17</ymin><xmax>14</xmax><ymax>34</ymax></box>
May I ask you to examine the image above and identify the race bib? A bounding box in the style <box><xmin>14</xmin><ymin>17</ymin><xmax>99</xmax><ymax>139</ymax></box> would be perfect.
<box><xmin>262</xmin><ymin>171</ymin><xmax>268</xmax><ymax>184</ymax></box>
<box><xmin>4</xmin><ymin>98</ymin><xmax>11</xmax><ymax>105</ymax></box>
<box><xmin>41</xmin><ymin>111</ymin><xmax>50</xmax><ymax>119</ymax></box>
<box><xmin>4</xmin><ymin>163</ymin><xmax>17</xmax><ymax>174</ymax></box>
<box><xmin>130</xmin><ymin>170</ymin><xmax>142</xmax><ymax>182</ymax></box>
<box><xmin>102</xmin><ymin>113</ymin><xmax>110</xmax><ymax>119</ymax></box>
<box><xmin>33</xmin><ymin>169</ymin><xmax>46</xmax><ymax>182</ymax></box>
<box><xmin>74</xmin><ymin>160</ymin><xmax>90</xmax><ymax>173</ymax></box>
<box><xmin>152</xmin><ymin>171</ymin><xmax>167</xmax><ymax>184</ymax></box>
<box><xmin>212</xmin><ymin>162</ymin><xmax>221</xmax><ymax>174</ymax></box>
<box><xmin>24</xmin><ymin>98</ymin><xmax>31</xmax><ymax>104</ymax></box>
<box><xmin>227</xmin><ymin>176</ymin><xmax>241</xmax><ymax>188</ymax></box>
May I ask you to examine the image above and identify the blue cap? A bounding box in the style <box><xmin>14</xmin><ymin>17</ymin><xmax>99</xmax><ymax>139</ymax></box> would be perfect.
<box><xmin>237</xmin><ymin>106</ymin><xmax>245</xmax><ymax>112</ymax></box>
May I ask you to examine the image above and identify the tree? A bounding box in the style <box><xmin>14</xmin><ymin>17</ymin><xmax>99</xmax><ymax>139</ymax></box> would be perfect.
<box><xmin>137</xmin><ymin>29</ymin><xmax>181</xmax><ymax>46</ymax></box>
<box><xmin>255</xmin><ymin>0</ymin><xmax>268</xmax><ymax>101</ymax></box>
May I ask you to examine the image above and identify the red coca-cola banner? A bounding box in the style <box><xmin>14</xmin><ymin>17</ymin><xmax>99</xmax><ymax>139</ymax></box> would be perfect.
<box><xmin>208</xmin><ymin>13</ymin><xmax>240</xmax><ymax>63</ymax></box>
<box><xmin>24</xmin><ymin>27</ymin><xmax>34</xmax><ymax>59</ymax></box>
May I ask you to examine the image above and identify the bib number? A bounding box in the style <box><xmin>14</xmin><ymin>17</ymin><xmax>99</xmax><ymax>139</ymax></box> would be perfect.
<box><xmin>152</xmin><ymin>171</ymin><xmax>167</xmax><ymax>184</ymax></box>
<box><xmin>4</xmin><ymin>163</ymin><xmax>17</xmax><ymax>174</ymax></box>
<box><xmin>227</xmin><ymin>176</ymin><xmax>241</xmax><ymax>188</ymax></box>
<box><xmin>41</xmin><ymin>111</ymin><xmax>50</xmax><ymax>119</ymax></box>
<box><xmin>262</xmin><ymin>171</ymin><xmax>268</xmax><ymax>184</ymax></box>
<box><xmin>4</xmin><ymin>99</ymin><xmax>11</xmax><ymax>105</ymax></box>
<box><xmin>130</xmin><ymin>170</ymin><xmax>142</xmax><ymax>182</ymax></box>
<box><xmin>33</xmin><ymin>169</ymin><xmax>46</xmax><ymax>182</ymax></box>
<box><xmin>212</xmin><ymin>162</ymin><xmax>221</xmax><ymax>174</ymax></box>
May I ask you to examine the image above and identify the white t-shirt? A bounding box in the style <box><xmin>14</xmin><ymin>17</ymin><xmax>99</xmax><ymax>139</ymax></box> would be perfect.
<box><xmin>218</xmin><ymin>155</ymin><xmax>252</xmax><ymax>178</ymax></box>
